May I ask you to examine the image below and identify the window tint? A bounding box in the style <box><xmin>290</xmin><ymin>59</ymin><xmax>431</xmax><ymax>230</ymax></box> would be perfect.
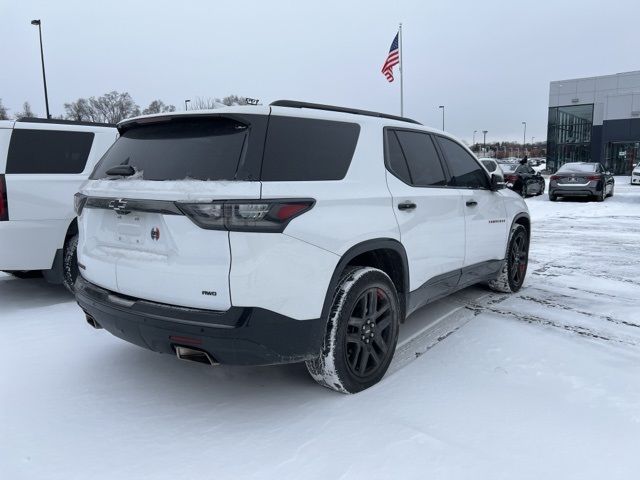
<box><xmin>395</xmin><ymin>131</ymin><xmax>446</xmax><ymax>187</ymax></box>
<box><xmin>436</xmin><ymin>136</ymin><xmax>489</xmax><ymax>189</ymax></box>
<box><xmin>92</xmin><ymin>118</ymin><xmax>248</xmax><ymax>181</ymax></box>
<box><xmin>261</xmin><ymin>117</ymin><xmax>360</xmax><ymax>181</ymax></box>
<box><xmin>7</xmin><ymin>129</ymin><xmax>94</xmax><ymax>174</ymax></box>
<box><xmin>385</xmin><ymin>131</ymin><xmax>411</xmax><ymax>184</ymax></box>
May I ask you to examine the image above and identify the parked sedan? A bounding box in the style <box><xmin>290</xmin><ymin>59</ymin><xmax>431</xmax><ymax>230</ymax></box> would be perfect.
<box><xmin>631</xmin><ymin>162</ymin><xmax>640</xmax><ymax>185</ymax></box>
<box><xmin>500</xmin><ymin>163</ymin><xmax>545</xmax><ymax>197</ymax></box>
<box><xmin>549</xmin><ymin>162</ymin><xmax>614</xmax><ymax>202</ymax></box>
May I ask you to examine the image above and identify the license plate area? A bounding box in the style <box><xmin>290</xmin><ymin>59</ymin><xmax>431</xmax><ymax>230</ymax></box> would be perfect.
<box><xmin>113</xmin><ymin>212</ymin><xmax>168</xmax><ymax>253</ymax></box>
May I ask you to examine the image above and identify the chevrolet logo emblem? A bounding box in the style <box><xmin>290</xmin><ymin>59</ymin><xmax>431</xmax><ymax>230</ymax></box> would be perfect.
<box><xmin>108</xmin><ymin>199</ymin><xmax>131</xmax><ymax>215</ymax></box>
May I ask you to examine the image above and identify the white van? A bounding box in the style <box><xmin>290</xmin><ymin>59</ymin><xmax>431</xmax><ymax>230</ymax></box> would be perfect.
<box><xmin>0</xmin><ymin>118</ymin><xmax>117</xmax><ymax>290</ymax></box>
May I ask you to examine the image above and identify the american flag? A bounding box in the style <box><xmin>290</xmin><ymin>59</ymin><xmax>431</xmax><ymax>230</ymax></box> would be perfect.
<box><xmin>381</xmin><ymin>32</ymin><xmax>400</xmax><ymax>82</ymax></box>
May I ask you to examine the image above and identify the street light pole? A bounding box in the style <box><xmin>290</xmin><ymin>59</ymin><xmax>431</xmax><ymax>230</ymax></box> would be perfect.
<box><xmin>482</xmin><ymin>130</ymin><xmax>488</xmax><ymax>147</ymax></box>
<box><xmin>473</xmin><ymin>130</ymin><xmax>477</xmax><ymax>145</ymax></box>
<box><xmin>522</xmin><ymin>121</ymin><xmax>527</xmax><ymax>154</ymax></box>
<box><xmin>185</xmin><ymin>99</ymin><xmax>190</xmax><ymax>111</ymax></box>
<box><xmin>30</xmin><ymin>19</ymin><xmax>50</xmax><ymax>118</ymax></box>
<box><xmin>438</xmin><ymin>105</ymin><xmax>445</xmax><ymax>130</ymax></box>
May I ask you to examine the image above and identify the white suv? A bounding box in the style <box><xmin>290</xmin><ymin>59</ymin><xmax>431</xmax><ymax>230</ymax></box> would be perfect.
<box><xmin>0</xmin><ymin>118</ymin><xmax>117</xmax><ymax>290</ymax></box>
<box><xmin>74</xmin><ymin>101</ymin><xmax>530</xmax><ymax>393</ymax></box>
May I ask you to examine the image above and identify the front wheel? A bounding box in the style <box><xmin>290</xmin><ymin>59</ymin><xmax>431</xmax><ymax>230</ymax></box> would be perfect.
<box><xmin>488</xmin><ymin>224</ymin><xmax>529</xmax><ymax>293</ymax></box>
<box><xmin>306</xmin><ymin>267</ymin><xmax>400</xmax><ymax>394</ymax></box>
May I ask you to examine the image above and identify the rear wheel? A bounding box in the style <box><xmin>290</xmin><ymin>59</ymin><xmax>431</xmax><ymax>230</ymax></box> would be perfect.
<box><xmin>549</xmin><ymin>193</ymin><xmax>557</xmax><ymax>202</ymax></box>
<box><xmin>306</xmin><ymin>267</ymin><xmax>400</xmax><ymax>394</ymax></box>
<box><xmin>608</xmin><ymin>184</ymin><xmax>614</xmax><ymax>197</ymax></box>
<box><xmin>488</xmin><ymin>224</ymin><xmax>529</xmax><ymax>293</ymax></box>
<box><xmin>62</xmin><ymin>234</ymin><xmax>79</xmax><ymax>293</ymax></box>
<box><xmin>596</xmin><ymin>186</ymin><xmax>606</xmax><ymax>202</ymax></box>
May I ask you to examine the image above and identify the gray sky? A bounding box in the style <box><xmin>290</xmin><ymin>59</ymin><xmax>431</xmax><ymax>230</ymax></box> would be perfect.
<box><xmin>2</xmin><ymin>0</ymin><xmax>638</xmax><ymax>143</ymax></box>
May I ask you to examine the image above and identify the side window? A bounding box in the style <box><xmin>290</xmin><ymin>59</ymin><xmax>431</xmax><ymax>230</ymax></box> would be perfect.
<box><xmin>436</xmin><ymin>136</ymin><xmax>490</xmax><ymax>189</ymax></box>
<box><xmin>385</xmin><ymin>131</ymin><xmax>411</xmax><ymax>184</ymax></box>
<box><xmin>6</xmin><ymin>129</ymin><xmax>94</xmax><ymax>174</ymax></box>
<box><xmin>261</xmin><ymin>117</ymin><xmax>360</xmax><ymax>181</ymax></box>
<box><xmin>391</xmin><ymin>130</ymin><xmax>446</xmax><ymax>186</ymax></box>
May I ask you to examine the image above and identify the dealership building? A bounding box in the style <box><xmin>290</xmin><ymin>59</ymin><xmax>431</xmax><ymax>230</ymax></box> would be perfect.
<box><xmin>547</xmin><ymin>70</ymin><xmax>640</xmax><ymax>174</ymax></box>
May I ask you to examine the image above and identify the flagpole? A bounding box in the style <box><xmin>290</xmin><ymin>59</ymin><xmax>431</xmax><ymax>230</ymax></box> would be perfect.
<box><xmin>399</xmin><ymin>23</ymin><xmax>403</xmax><ymax>117</ymax></box>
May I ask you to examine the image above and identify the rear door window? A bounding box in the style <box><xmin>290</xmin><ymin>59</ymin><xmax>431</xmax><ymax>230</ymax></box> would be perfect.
<box><xmin>394</xmin><ymin>130</ymin><xmax>447</xmax><ymax>186</ymax></box>
<box><xmin>92</xmin><ymin>117</ymin><xmax>250</xmax><ymax>181</ymax></box>
<box><xmin>385</xmin><ymin>130</ymin><xmax>412</xmax><ymax>184</ymax></box>
<box><xmin>261</xmin><ymin>117</ymin><xmax>360</xmax><ymax>181</ymax></box>
<box><xmin>7</xmin><ymin>129</ymin><xmax>94</xmax><ymax>174</ymax></box>
<box><xmin>436</xmin><ymin>136</ymin><xmax>490</xmax><ymax>189</ymax></box>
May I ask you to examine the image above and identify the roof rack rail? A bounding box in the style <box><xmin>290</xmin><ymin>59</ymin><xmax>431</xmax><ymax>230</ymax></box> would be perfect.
<box><xmin>16</xmin><ymin>117</ymin><xmax>115</xmax><ymax>128</ymax></box>
<box><xmin>270</xmin><ymin>100</ymin><xmax>422</xmax><ymax>125</ymax></box>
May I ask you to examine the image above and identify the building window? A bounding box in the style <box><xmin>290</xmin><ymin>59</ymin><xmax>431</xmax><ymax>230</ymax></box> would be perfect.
<box><xmin>605</xmin><ymin>142</ymin><xmax>639</xmax><ymax>175</ymax></box>
<box><xmin>547</xmin><ymin>104</ymin><xmax>593</xmax><ymax>171</ymax></box>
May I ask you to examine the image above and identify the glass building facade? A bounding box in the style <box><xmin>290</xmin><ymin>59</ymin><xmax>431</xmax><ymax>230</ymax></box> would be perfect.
<box><xmin>546</xmin><ymin>104</ymin><xmax>594</xmax><ymax>172</ymax></box>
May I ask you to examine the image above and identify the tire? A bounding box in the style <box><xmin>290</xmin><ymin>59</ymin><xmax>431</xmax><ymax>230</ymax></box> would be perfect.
<box><xmin>596</xmin><ymin>186</ymin><xmax>606</xmax><ymax>202</ymax></box>
<box><xmin>306</xmin><ymin>267</ymin><xmax>400</xmax><ymax>394</ymax></box>
<box><xmin>62</xmin><ymin>234</ymin><xmax>79</xmax><ymax>293</ymax></box>
<box><xmin>549</xmin><ymin>193</ymin><xmax>557</xmax><ymax>202</ymax></box>
<box><xmin>608</xmin><ymin>184</ymin><xmax>614</xmax><ymax>197</ymax></box>
<box><xmin>488</xmin><ymin>224</ymin><xmax>529</xmax><ymax>293</ymax></box>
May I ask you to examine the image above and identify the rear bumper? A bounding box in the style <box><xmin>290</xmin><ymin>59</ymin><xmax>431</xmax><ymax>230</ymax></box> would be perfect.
<box><xmin>75</xmin><ymin>276</ymin><xmax>326</xmax><ymax>366</ymax></box>
<box><xmin>549</xmin><ymin>186</ymin><xmax>599</xmax><ymax>197</ymax></box>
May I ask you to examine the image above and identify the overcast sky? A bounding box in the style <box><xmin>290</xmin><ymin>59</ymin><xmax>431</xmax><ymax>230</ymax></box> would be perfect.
<box><xmin>1</xmin><ymin>0</ymin><xmax>638</xmax><ymax>142</ymax></box>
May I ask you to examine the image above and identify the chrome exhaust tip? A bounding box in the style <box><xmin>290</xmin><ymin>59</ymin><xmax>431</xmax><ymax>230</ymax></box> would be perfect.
<box><xmin>85</xmin><ymin>313</ymin><xmax>102</xmax><ymax>329</ymax></box>
<box><xmin>175</xmin><ymin>346</ymin><xmax>218</xmax><ymax>366</ymax></box>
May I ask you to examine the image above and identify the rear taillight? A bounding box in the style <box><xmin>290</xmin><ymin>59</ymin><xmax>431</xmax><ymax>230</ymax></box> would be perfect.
<box><xmin>506</xmin><ymin>175</ymin><xmax>518</xmax><ymax>182</ymax></box>
<box><xmin>586</xmin><ymin>175</ymin><xmax>600</xmax><ymax>181</ymax></box>
<box><xmin>550</xmin><ymin>175</ymin><xmax>559</xmax><ymax>181</ymax></box>
<box><xmin>0</xmin><ymin>174</ymin><xmax>8</xmax><ymax>221</ymax></box>
<box><xmin>74</xmin><ymin>192</ymin><xmax>88</xmax><ymax>216</ymax></box>
<box><xmin>177</xmin><ymin>199</ymin><xmax>315</xmax><ymax>232</ymax></box>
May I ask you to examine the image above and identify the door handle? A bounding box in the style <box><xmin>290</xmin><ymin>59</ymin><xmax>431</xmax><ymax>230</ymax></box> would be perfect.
<box><xmin>397</xmin><ymin>201</ymin><xmax>417</xmax><ymax>211</ymax></box>
<box><xmin>466</xmin><ymin>200</ymin><xmax>478</xmax><ymax>207</ymax></box>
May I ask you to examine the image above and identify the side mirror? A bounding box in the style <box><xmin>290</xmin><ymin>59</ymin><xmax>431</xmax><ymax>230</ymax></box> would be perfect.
<box><xmin>490</xmin><ymin>173</ymin><xmax>505</xmax><ymax>191</ymax></box>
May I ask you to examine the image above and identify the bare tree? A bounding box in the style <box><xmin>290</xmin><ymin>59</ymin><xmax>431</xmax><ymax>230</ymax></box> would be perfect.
<box><xmin>217</xmin><ymin>95</ymin><xmax>249</xmax><ymax>106</ymax></box>
<box><xmin>0</xmin><ymin>98</ymin><xmax>8</xmax><ymax>120</ymax></box>
<box><xmin>14</xmin><ymin>102</ymin><xmax>37</xmax><ymax>120</ymax></box>
<box><xmin>189</xmin><ymin>95</ymin><xmax>250</xmax><ymax>111</ymax></box>
<box><xmin>64</xmin><ymin>98</ymin><xmax>92</xmax><ymax>121</ymax></box>
<box><xmin>64</xmin><ymin>91</ymin><xmax>140</xmax><ymax>123</ymax></box>
<box><xmin>142</xmin><ymin>100</ymin><xmax>176</xmax><ymax>115</ymax></box>
<box><xmin>189</xmin><ymin>97</ymin><xmax>221</xmax><ymax>110</ymax></box>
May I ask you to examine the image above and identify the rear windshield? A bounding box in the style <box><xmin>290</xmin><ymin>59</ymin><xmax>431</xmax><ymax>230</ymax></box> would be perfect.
<box><xmin>500</xmin><ymin>163</ymin><xmax>517</xmax><ymax>172</ymax></box>
<box><xmin>91</xmin><ymin>118</ymin><xmax>248</xmax><ymax>181</ymax></box>
<box><xmin>557</xmin><ymin>163</ymin><xmax>596</xmax><ymax>173</ymax></box>
<box><xmin>261</xmin><ymin>116</ymin><xmax>360</xmax><ymax>181</ymax></box>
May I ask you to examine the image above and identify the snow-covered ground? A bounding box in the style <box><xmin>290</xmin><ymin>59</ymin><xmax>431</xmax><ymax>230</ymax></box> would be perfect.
<box><xmin>1</xmin><ymin>178</ymin><xmax>639</xmax><ymax>480</ymax></box>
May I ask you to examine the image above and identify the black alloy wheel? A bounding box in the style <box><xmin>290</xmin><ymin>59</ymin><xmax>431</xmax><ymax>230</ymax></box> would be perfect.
<box><xmin>509</xmin><ymin>227</ymin><xmax>528</xmax><ymax>289</ymax></box>
<box><xmin>344</xmin><ymin>287</ymin><xmax>394</xmax><ymax>378</ymax></box>
<box><xmin>305</xmin><ymin>267</ymin><xmax>400</xmax><ymax>393</ymax></box>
